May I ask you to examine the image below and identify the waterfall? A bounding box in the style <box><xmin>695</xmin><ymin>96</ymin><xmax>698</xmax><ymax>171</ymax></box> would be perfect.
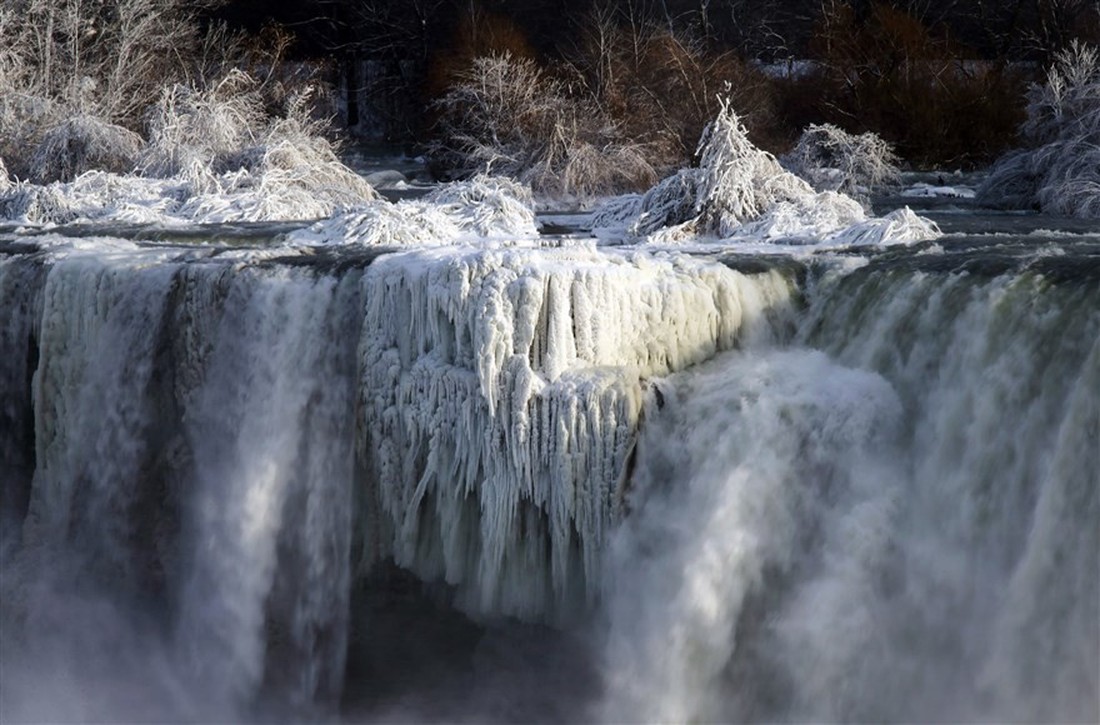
<box><xmin>599</xmin><ymin>256</ymin><xmax>1099</xmax><ymax>721</ymax></box>
<box><xmin>0</xmin><ymin>239</ymin><xmax>797</xmax><ymax>720</ymax></box>
<box><xmin>1</xmin><ymin>236</ymin><xmax>1095</xmax><ymax>721</ymax></box>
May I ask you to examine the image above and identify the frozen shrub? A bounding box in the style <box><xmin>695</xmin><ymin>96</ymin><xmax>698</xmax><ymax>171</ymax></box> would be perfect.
<box><xmin>423</xmin><ymin>175</ymin><xmax>538</xmax><ymax>237</ymax></box>
<box><xmin>290</xmin><ymin>200</ymin><xmax>462</xmax><ymax>247</ymax></box>
<box><xmin>590</xmin><ymin>193</ymin><xmax>644</xmax><ymax>230</ymax></box>
<box><xmin>0</xmin><ymin>157</ymin><xmax>10</xmax><ymax>192</ymax></box>
<box><xmin>131</xmin><ymin>77</ymin><xmax>377</xmax><ymax>222</ymax></box>
<box><xmin>432</xmin><ymin>53</ymin><xmax>659</xmax><ymax>200</ymax></box>
<box><xmin>979</xmin><ymin>42</ymin><xmax>1100</xmax><ymax>219</ymax></box>
<box><xmin>782</xmin><ymin>124</ymin><xmax>900</xmax><ymax>198</ymax></box>
<box><xmin>561</xmin><ymin>142</ymin><xmax>659</xmax><ymax>199</ymax></box>
<box><xmin>611</xmin><ymin>98</ymin><xmax>819</xmax><ymax>239</ymax></box>
<box><xmin>825</xmin><ymin>207</ymin><xmax>940</xmax><ymax>246</ymax></box>
<box><xmin>0</xmin><ymin>90</ymin><xmax>59</xmax><ymax>180</ymax></box>
<box><xmin>1022</xmin><ymin>42</ymin><xmax>1100</xmax><ymax>143</ymax></box>
<box><xmin>625</xmin><ymin>170</ymin><xmax>701</xmax><ymax>236</ymax></box>
<box><xmin>733</xmin><ymin>192</ymin><xmax>867</xmax><ymax>243</ymax></box>
<box><xmin>291</xmin><ymin>175</ymin><xmax>540</xmax><ymax>247</ymax></box>
<box><xmin>30</xmin><ymin>116</ymin><xmax>144</xmax><ymax>183</ymax></box>
<box><xmin>0</xmin><ymin>183</ymin><xmax>78</xmax><ymax>225</ymax></box>
<box><xmin>592</xmin><ymin>99</ymin><xmax>816</xmax><ymax>238</ymax></box>
<box><xmin>594</xmin><ymin>97</ymin><xmax>939</xmax><ymax>247</ymax></box>
<box><xmin>691</xmin><ymin>99</ymin><xmax>816</xmax><ymax>237</ymax></box>
<box><xmin>137</xmin><ymin>71</ymin><xmax>265</xmax><ymax>187</ymax></box>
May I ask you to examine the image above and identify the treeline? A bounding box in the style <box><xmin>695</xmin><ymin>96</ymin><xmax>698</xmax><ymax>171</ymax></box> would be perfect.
<box><xmin>206</xmin><ymin>0</ymin><xmax>1099</xmax><ymax>166</ymax></box>
<box><xmin>214</xmin><ymin>0</ymin><xmax>1100</xmax><ymax>64</ymax></box>
<box><xmin>206</xmin><ymin>0</ymin><xmax>1098</xmax><ymax>168</ymax></box>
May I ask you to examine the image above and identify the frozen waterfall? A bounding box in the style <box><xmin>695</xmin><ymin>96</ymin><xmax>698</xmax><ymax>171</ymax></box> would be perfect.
<box><xmin>1</xmin><ymin>235</ymin><xmax>1096</xmax><ymax>722</ymax></box>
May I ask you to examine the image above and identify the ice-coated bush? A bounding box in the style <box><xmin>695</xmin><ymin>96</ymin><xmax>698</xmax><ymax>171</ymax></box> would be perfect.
<box><xmin>0</xmin><ymin>157</ymin><xmax>10</xmax><ymax>192</ymax></box>
<box><xmin>599</xmin><ymin>98</ymin><xmax>819</xmax><ymax>239</ymax></box>
<box><xmin>979</xmin><ymin>42</ymin><xmax>1100</xmax><ymax>219</ymax></box>
<box><xmin>432</xmin><ymin>52</ymin><xmax>659</xmax><ymax>200</ymax></box>
<box><xmin>593</xmin><ymin>97</ymin><xmax>938</xmax><ymax>247</ymax></box>
<box><xmin>290</xmin><ymin>200</ymin><xmax>462</xmax><ymax>247</ymax></box>
<box><xmin>290</xmin><ymin>175</ymin><xmax>540</xmax><ymax>247</ymax></box>
<box><xmin>782</xmin><ymin>124</ymin><xmax>900</xmax><ymax>198</ymax></box>
<box><xmin>137</xmin><ymin>71</ymin><xmax>265</xmax><ymax>188</ymax></box>
<box><xmin>422</xmin><ymin>175</ymin><xmax>537</xmax><ymax>237</ymax></box>
<box><xmin>30</xmin><ymin>116</ymin><xmax>145</xmax><ymax>183</ymax></box>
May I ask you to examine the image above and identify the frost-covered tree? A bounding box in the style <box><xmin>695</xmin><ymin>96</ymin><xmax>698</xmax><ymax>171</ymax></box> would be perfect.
<box><xmin>782</xmin><ymin>124</ymin><xmax>900</xmax><ymax>199</ymax></box>
<box><xmin>978</xmin><ymin>41</ymin><xmax>1100</xmax><ymax>218</ymax></box>
<box><xmin>0</xmin><ymin>0</ymin><xmax>210</xmax><ymax>179</ymax></box>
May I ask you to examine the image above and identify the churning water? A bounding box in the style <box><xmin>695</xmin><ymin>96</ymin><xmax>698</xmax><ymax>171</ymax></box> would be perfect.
<box><xmin>1</xmin><ymin>213</ymin><xmax>1097</xmax><ymax>722</ymax></box>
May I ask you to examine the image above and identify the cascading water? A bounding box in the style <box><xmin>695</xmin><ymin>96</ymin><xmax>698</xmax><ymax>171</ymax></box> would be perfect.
<box><xmin>0</xmin><ymin>233</ymin><xmax>1096</xmax><ymax>723</ymax></box>
<box><xmin>598</xmin><ymin>247</ymin><xmax>1098</xmax><ymax>722</ymax></box>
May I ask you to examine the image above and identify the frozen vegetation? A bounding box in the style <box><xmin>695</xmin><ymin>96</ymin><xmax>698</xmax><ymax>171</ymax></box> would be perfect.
<box><xmin>592</xmin><ymin>99</ymin><xmax>938</xmax><ymax>247</ymax></box>
<box><xmin>782</xmin><ymin>123</ymin><xmax>900</xmax><ymax>199</ymax></box>
<box><xmin>0</xmin><ymin>74</ymin><xmax>380</xmax><ymax>226</ymax></box>
<box><xmin>289</xmin><ymin>176</ymin><xmax>540</xmax><ymax>246</ymax></box>
<box><xmin>431</xmin><ymin>53</ymin><xmax>661</xmax><ymax>201</ymax></box>
<box><xmin>979</xmin><ymin>42</ymin><xmax>1100</xmax><ymax>219</ymax></box>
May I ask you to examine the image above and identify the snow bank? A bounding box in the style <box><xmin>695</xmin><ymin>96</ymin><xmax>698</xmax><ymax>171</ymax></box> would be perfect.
<box><xmin>782</xmin><ymin>123</ymin><xmax>899</xmax><ymax>197</ymax></box>
<box><xmin>289</xmin><ymin>175</ymin><xmax>539</xmax><ymax>246</ymax></box>
<box><xmin>979</xmin><ymin>42</ymin><xmax>1100</xmax><ymax>219</ymax></box>
<box><xmin>358</xmin><ymin>246</ymin><xmax>797</xmax><ymax>622</ymax></box>
<box><xmin>593</xmin><ymin>99</ymin><xmax>937</xmax><ymax>247</ymax></box>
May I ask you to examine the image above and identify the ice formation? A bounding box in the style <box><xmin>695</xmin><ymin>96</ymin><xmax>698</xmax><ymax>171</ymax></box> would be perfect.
<box><xmin>901</xmin><ymin>182</ymin><xmax>976</xmax><ymax>199</ymax></box>
<box><xmin>358</xmin><ymin>246</ymin><xmax>796</xmax><ymax>620</ymax></box>
<box><xmin>2</xmin><ymin>229</ymin><xmax>1097</xmax><ymax>722</ymax></box>
<box><xmin>979</xmin><ymin>42</ymin><xmax>1100</xmax><ymax>219</ymax></box>
<box><xmin>0</xmin><ymin>238</ymin><xmax>800</xmax><ymax>720</ymax></box>
<box><xmin>591</xmin><ymin>100</ymin><xmax>937</xmax><ymax>247</ymax></box>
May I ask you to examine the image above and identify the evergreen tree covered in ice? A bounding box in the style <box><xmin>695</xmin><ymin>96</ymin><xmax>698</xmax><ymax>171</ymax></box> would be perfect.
<box><xmin>979</xmin><ymin>41</ymin><xmax>1100</xmax><ymax>219</ymax></box>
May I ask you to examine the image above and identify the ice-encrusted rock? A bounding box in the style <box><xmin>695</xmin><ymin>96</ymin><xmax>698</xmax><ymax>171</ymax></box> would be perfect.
<box><xmin>357</xmin><ymin>245</ymin><xmax>797</xmax><ymax>621</ymax></box>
